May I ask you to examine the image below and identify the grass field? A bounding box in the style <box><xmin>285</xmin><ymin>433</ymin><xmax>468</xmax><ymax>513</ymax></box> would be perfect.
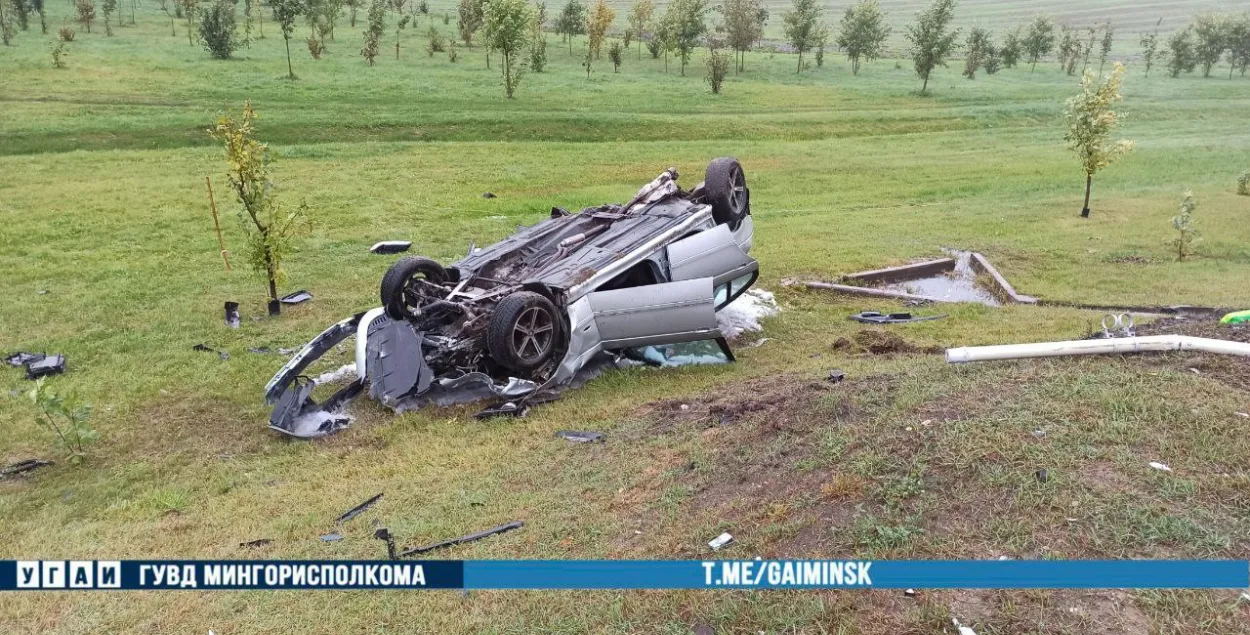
<box><xmin>2</xmin><ymin>1</ymin><xmax>1250</xmax><ymax>633</ymax></box>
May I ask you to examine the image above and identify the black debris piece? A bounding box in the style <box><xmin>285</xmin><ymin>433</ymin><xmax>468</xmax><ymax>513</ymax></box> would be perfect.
<box><xmin>1</xmin><ymin>458</ymin><xmax>54</xmax><ymax>478</ymax></box>
<box><xmin>6</xmin><ymin>352</ymin><xmax>44</xmax><ymax>367</ymax></box>
<box><xmin>192</xmin><ymin>344</ymin><xmax>229</xmax><ymax>361</ymax></box>
<box><xmin>849</xmin><ymin>311</ymin><xmax>948</xmax><ymax>324</ymax></box>
<box><xmin>550</xmin><ymin>207</ymin><xmax>570</xmax><ymax>218</ymax></box>
<box><xmin>239</xmin><ymin>538</ymin><xmax>273</xmax><ymax>548</ymax></box>
<box><xmin>280</xmin><ymin>290</ymin><xmax>313</xmax><ymax>305</ymax></box>
<box><xmin>37</xmin><ymin>289</ymin><xmax>49</xmax><ymax>295</ymax></box>
<box><xmin>556</xmin><ymin>430</ymin><xmax>605</xmax><ymax>443</ymax></box>
<box><xmin>336</xmin><ymin>493</ymin><xmax>384</xmax><ymax>525</ymax></box>
<box><xmin>25</xmin><ymin>354</ymin><xmax>66</xmax><ymax>379</ymax></box>
<box><xmin>1035</xmin><ymin>469</ymin><xmax>1048</xmax><ymax>483</ymax></box>
<box><xmin>225</xmin><ymin>301</ymin><xmax>241</xmax><ymax>329</ymax></box>
<box><xmin>370</xmin><ymin>241</ymin><xmax>412</xmax><ymax>255</ymax></box>
<box><xmin>482</xmin><ymin>192</ymin><xmax>497</xmax><ymax>199</ymax></box>
<box><xmin>475</xmin><ymin>402</ymin><xmax>529</xmax><ymax>420</ymax></box>
<box><xmin>397</xmin><ymin>520</ymin><xmax>524</xmax><ymax>557</ymax></box>
<box><xmin>268</xmin><ymin>300</ymin><xmax>282</xmax><ymax>316</ymax></box>
<box><xmin>827</xmin><ymin>369</ymin><xmax>846</xmax><ymax>384</ymax></box>
<box><xmin>375</xmin><ymin>527</ymin><xmax>398</xmax><ymax>560</ymax></box>
<box><xmin>320</xmin><ymin>533</ymin><xmax>344</xmax><ymax>542</ymax></box>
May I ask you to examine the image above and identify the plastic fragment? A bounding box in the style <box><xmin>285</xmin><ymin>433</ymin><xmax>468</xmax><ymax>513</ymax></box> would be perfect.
<box><xmin>708</xmin><ymin>532</ymin><xmax>734</xmax><ymax>550</ymax></box>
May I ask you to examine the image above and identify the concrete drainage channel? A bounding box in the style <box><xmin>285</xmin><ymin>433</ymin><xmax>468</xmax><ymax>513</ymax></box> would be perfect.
<box><xmin>785</xmin><ymin>250</ymin><xmax>1035</xmax><ymax>307</ymax></box>
<box><xmin>786</xmin><ymin>250</ymin><xmax>1249</xmax><ymax>364</ymax></box>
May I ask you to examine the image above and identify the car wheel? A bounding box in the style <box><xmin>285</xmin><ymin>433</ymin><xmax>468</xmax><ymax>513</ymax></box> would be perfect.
<box><xmin>380</xmin><ymin>256</ymin><xmax>448</xmax><ymax>320</ymax></box>
<box><xmin>486</xmin><ymin>292</ymin><xmax>562</xmax><ymax>373</ymax></box>
<box><xmin>704</xmin><ymin>157</ymin><xmax>749</xmax><ymax>228</ymax></box>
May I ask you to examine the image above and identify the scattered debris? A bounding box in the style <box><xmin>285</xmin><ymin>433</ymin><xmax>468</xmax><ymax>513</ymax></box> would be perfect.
<box><xmin>556</xmin><ymin>430</ymin><xmax>605</xmax><ymax>443</ymax></box>
<box><xmin>320</xmin><ymin>533</ymin><xmax>344</xmax><ymax>542</ymax></box>
<box><xmin>1149</xmin><ymin>461</ymin><xmax>1172</xmax><ymax>472</ymax></box>
<box><xmin>482</xmin><ymin>192</ymin><xmax>497</xmax><ymax>199</ymax></box>
<box><xmin>370</xmin><ymin>241</ymin><xmax>412</xmax><ymax>255</ymax></box>
<box><xmin>6</xmin><ymin>352</ymin><xmax>45</xmax><ymax>367</ymax></box>
<box><xmin>708</xmin><ymin>532</ymin><xmax>734</xmax><ymax>551</ymax></box>
<box><xmin>952</xmin><ymin>618</ymin><xmax>977</xmax><ymax>635</ymax></box>
<box><xmin>192</xmin><ymin>344</ymin><xmax>229</xmax><ymax>361</ymax></box>
<box><xmin>903</xmin><ymin>588</ymin><xmax>916</xmax><ymax>598</ymax></box>
<box><xmin>826</xmin><ymin>369</ymin><xmax>846</xmax><ymax>384</ymax></box>
<box><xmin>313</xmin><ymin>363</ymin><xmax>358</xmax><ymax>385</ymax></box>
<box><xmin>280</xmin><ymin>290</ymin><xmax>313</xmax><ymax>305</ymax></box>
<box><xmin>375</xmin><ymin>527</ymin><xmax>398</xmax><ymax>560</ymax></box>
<box><xmin>693</xmin><ymin>624</ymin><xmax>715</xmax><ymax>635</ymax></box>
<box><xmin>239</xmin><ymin>538</ymin><xmax>272</xmax><ymax>548</ymax></box>
<box><xmin>225</xmin><ymin>301</ymin><xmax>240</xmax><ymax>329</ymax></box>
<box><xmin>1189</xmin><ymin>368</ymin><xmax>1202</xmax><ymax>375</ymax></box>
<box><xmin>335</xmin><ymin>493</ymin><xmax>384</xmax><ymax>525</ymax></box>
<box><xmin>1220</xmin><ymin>310</ymin><xmax>1250</xmax><ymax>324</ymax></box>
<box><xmin>37</xmin><ymin>289</ymin><xmax>49</xmax><ymax>295</ymax></box>
<box><xmin>1032</xmin><ymin>429</ymin><xmax>1047</xmax><ymax>438</ymax></box>
<box><xmin>1098</xmin><ymin>313</ymin><xmax>1136</xmax><ymax>339</ymax></box>
<box><xmin>0</xmin><ymin>458</ymin><xmax>53</xmax><ymax>478</ymax></box>
<box><xmin>849</xmin><ymin>311</ymin><xmax>947</xmax><ymax>324</ymax></box>
<box><xmin>475</xmin><ymin>401</ymin><xmax>529</xmax><ymax>419</ymax></box>
<box><xmin>1035</xmin><ymin>468</ymin><xmax>1048</xmax><ymax>483</ymax></box>
<box><xmin>1240</xmin><ymin>591</ymin><xmax>1250</xmax><ymax>603</ymax></box>
<box><xmin>1236</xmin><ymin>412</ymin><xmax>1249</xmax><ymax>418</ymax></box>
<box><xmin>268</xmin><ymin>300</ymin><xmax>281</xmax><ymax>316</ymax></box>
<box><xmin>25</xmin><ymin>354</ymin><xmax>66</xmax><ymax>379</ymax></box>
<box><xmin>397</xmin><ymin>520</ymin><xmax>524</xmax><ymax>557</ymax></box>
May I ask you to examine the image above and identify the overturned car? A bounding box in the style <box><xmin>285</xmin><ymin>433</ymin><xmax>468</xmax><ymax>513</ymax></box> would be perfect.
<box><xmin>265</xmin><ymin>158</ymin><xmax>760</xmax><ymax>437</ymax></box>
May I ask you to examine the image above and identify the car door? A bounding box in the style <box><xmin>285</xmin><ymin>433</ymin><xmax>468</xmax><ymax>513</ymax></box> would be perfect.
<box><xmin>585</xmin><ymin>277</ymin><xmax>721</xmax><ymax>349</ymax></box>
<box><xmin>665</xmin><ymin>223</ymin><xmax>759</xmax><ymax>309</ymax></box>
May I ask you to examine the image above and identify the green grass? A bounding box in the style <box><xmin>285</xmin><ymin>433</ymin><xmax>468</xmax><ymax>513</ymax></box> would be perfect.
<box><xmin>2</xmin><ymin>3</ymin><xmax>1250</xmax><ymax>633</ymax></box>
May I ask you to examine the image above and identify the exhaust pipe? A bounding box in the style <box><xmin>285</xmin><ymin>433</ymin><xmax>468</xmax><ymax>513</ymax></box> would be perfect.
<box><xmin>946</xmin><ymin>335</ymin><xmax>1250</xmax><ymax>364</ymax></box>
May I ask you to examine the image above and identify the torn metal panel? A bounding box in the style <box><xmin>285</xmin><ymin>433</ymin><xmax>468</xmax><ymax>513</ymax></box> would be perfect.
<box><xmin>265</xmin><ymin>314</ymin><xmax>362</xmax><ymax>404</ymax></box>
<box><xmin>336</xmin><ymin>493</ymin><xmax>383</xmax><ymax>524</ymax></box>
<box><xmin>280</xmin><ymin>290</ymin><xmax>313</xmax><ymax>305</ymax></box>
<box><xmin>1</xmin><ymin>458</ymin><xmax>53</xmax><ymax>478</ymax></box>
<box><xmin>25</xmin><ymin>354</ymin><xmax>66</xmax><ymax>379</ymax></box>
<box><xmin>367</xmin><ymin>320</ymin><xmax>433</xmax><ymax>408</ymax></box>
<box><xmin>371</xmin><ymin>241</ymin><xmax>412</xmax><ymax>254</ymax></box>
<box><xmin>397</xmin><ymin>521</ymin><xmax>524</xmax><ymax>557</ymax></box>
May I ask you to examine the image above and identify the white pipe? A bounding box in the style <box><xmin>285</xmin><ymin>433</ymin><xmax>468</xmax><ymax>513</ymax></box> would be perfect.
<box><xmin>946</xmin><ymin>335</ymin><xmax>1250</xmax><ymax>364</ymax></box>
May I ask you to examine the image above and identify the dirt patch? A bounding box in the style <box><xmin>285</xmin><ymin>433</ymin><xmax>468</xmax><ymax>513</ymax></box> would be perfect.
<box><xmin>1132</xmin><ymin>316</ymin><xmax>1250</xmax><ymax>393</ymax></box>
<box><xmin>833</xmin><ymin>329</ymin><xmax>943</xmax><ymax>356</ymax></box>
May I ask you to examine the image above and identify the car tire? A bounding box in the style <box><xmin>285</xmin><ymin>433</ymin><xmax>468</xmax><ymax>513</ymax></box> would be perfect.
<box><xmin>704</xmin><ymin>157</ymin><xmax>749</xmax><ymax>228</ymax></box>
<box><xmin>380</xmin><ymin>256</ymin><xmax>448</xmax><ymax>320</ymax></box>
<box><xmin>486</xmin><ymin>292</ymin><xmax>563</xmax><ymax>373</ymax></box>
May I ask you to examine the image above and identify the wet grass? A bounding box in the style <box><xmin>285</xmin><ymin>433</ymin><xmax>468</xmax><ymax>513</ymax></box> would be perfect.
<box><xmin>2</xmin><ymin>3</ymin><xmax>1250</xmax><ymax>633</ymax></box>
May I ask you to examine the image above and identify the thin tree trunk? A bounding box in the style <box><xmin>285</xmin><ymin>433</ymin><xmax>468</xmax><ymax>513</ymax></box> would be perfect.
<box><xmin>1081</xmin><ymin>174</ymin><xmax>1092</xmax><ymax>217</ymax></box>
<box><xmin>796</xmin><ymin>51</ymin><xmax>802</xmax><ymax>73</ymax></box>
<box><xmin>1031</xmin><ymin>60</ymin><xmax>1036</xmax><ymax>72</ymax></box>
<box><xmin>284</xmin><ymin>35</ymin><xmax>294</xmax><ymax>79</ymax></box>
<box><xmin>921</xmin><ymin>73</ymin><xmax>929</xmax><ymax>93</ymax></box>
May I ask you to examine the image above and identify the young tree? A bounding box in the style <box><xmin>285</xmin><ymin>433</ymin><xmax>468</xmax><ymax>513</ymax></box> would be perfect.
<box><xmin>1139</xmin><ymin>25</ymin><xmax>1159</xmax><ymax>76</ymax></box>
<box><xmin>101</xmin><ymin>0</ymin><xmax>115</xmax><ymax>34</ymax></box>
<box><xmin>999</xmin><ymin>26</ymin><xmax>1021</xmax><ymax>68</ymax></box>
<box><xmin>754</xmin><ymin>5</ymin><xmax>767</xmax><ymax>46</ymax></box>
<box><xmin>584</xmin><ymin>0</ymin><xmax>612</xmax><ymax>59</ymax></box>
<box><xmin>1064</xmin><ymin>62</ymin><xmax>1132</xmax><ymax>218</ymax></box>
<box><xmin>158</xmin><ymin>0</ymin><xmax>177</xmax><ymax>35</ymax></box>
<box><xmin>271</xmin><ymin>0</ymin><xmax>304</xmax><ymax>78</ymax></box>
<box><xmin>391</xmin><ymin>0</ymin><xmax>410</xmax><ymax>58</ymax></box>
<box><xmin>962</xmin><ymin>26</ymin><xmax>989</xmax><ymax>79</ymax></box>
<box><xmin>722</xmin><ymin>0</ymin><xmax>760</xmax><ymax>72</ymax></box>
<box><xmin>528</xmin><ymin>12</ymin><xmax>546</xmax><ymax>70</ymax></box>
<box><xmin>1228</xmin><ymin>13</ymin><xmax>1250</xmax><ymax>77</ymax></box>
<box><xmin>1193</xmin><ymin>12</ymin><xmax>1228</xmax><ymax>77</ymax></box>
<box><xmin>1058</xmin><ymin>25</ymin><xmax>1080</xmax><ymax>75</ymax></box>
<box><xmin>76</xmin><ymin>0</ymin><xmax>95</xmax><ymax>33</ymax></box>
<box><xmin>904</xmin><ymin>0</ymin><xmax>959</xmax><ymax>92</ymax></box>
<box><xmin>608</xmin><ymin>38</ymin><xmax>622</xmax><ymax>70</ymax></box>
<box><xmin>179</xmin><ymin>0</ymin><xmax>199</xmax><ymax>44</ymax></box>
<box><xmin>0</xmin><ymin>0</ymin><xmax>12</xmax><ymax>45</ymax></box>
<box><xmin>783</xmin><ymin>0</ymin><xmax>825</xmax><ymax>73</ymax></box>
<box><xmin>1097</xmin><ymin>22</ymin><xmax>1112</xmax><ymax>73</ymax></box>
<box><xmin>555</xmin><ymin>0</ymin><xmax>584</xmax><ymax>53</ymax></box>
<box><xmin>482</xmin><ymin>0</ymin><xmax>533</xmax><ymax>97</ymax></box>
<box><xmin>209</xmin><ymin>102</ymin><xmax>309</xmax><ymax>312</ymax></box>
<box><xmin>705</xmin><ymin>44</ymin><xmax>729</xmax><ymax>92</ymax></box>
<box><xmin>199</xmin><ymin>0</ymin><xmax>242</xmax><ymax>57</ymax></box>
<box><xmin>30</xmin><ymin>0</ymin><xmax>46</xmax><ymax>34</ymax></box>
<box><xmin>345</xmin><ymin>0</ymin><xmax>360</xmax><ymax>26</ymax></box>
<box><xmin>836</xmin><ymin>0</ymin><xmax>890</xmax><ymax>75</ymax></box>
<box><xmin>361</xmin><ymin>0</ymin><xmax>384</xmax><ymax>63</ymax></box>
<box><xmin>1166</xmin><ymin>26</ymin><xmax>1195</xmax><ymax>77</ymax></box>
<box><xmin>1080</xmin><ymin>26</ymin><xmax>1094</xmax><ymax>73</ymax></box>
<box><xmin>1170</xmin><ymin>191</ymin><xmax>1200</xmax><ymax>261</ymax></box>
<box><xmin>666</xmin><ymin>0</ymin><xmax>707</xmax><ymax>75</ymax></box>
<box><xmin>458</xmin><ymin>0</ymin><xmax>483</xmax><ymax>46</ymax></box>
<box><xmin>627</xmin><ymin>0</ymin><xmax>652</xmax><ymax>59</ymax></box>
<box><xmin>1021</xmin><ymin>15</ymin><xmax>1053</xmax><ymax>72</ymax></box>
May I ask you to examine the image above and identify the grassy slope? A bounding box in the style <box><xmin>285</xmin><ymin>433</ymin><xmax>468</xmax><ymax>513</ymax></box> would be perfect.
<box><xmin>2</xmin><ymin>4</ymin><xmax>1250</xmax><ymax>634</ymax></box>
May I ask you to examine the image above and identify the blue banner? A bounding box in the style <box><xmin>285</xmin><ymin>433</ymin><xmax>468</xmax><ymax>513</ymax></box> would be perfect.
<box><xmin>3</xmin><ymin>560</ymin><xmax>1246</xmax><ymax>590</ymax></box>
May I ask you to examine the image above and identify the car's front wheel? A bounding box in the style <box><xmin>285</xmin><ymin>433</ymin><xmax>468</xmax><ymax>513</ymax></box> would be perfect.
<box><xmin>380</xmin><ymin>256</ymin><xmax>449</xmax><ymax>320</ymax></box>
<box><xmin>486</xmin><ymin>292</ymin><xmax>563</xmax><ymax>373</ymax></box>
